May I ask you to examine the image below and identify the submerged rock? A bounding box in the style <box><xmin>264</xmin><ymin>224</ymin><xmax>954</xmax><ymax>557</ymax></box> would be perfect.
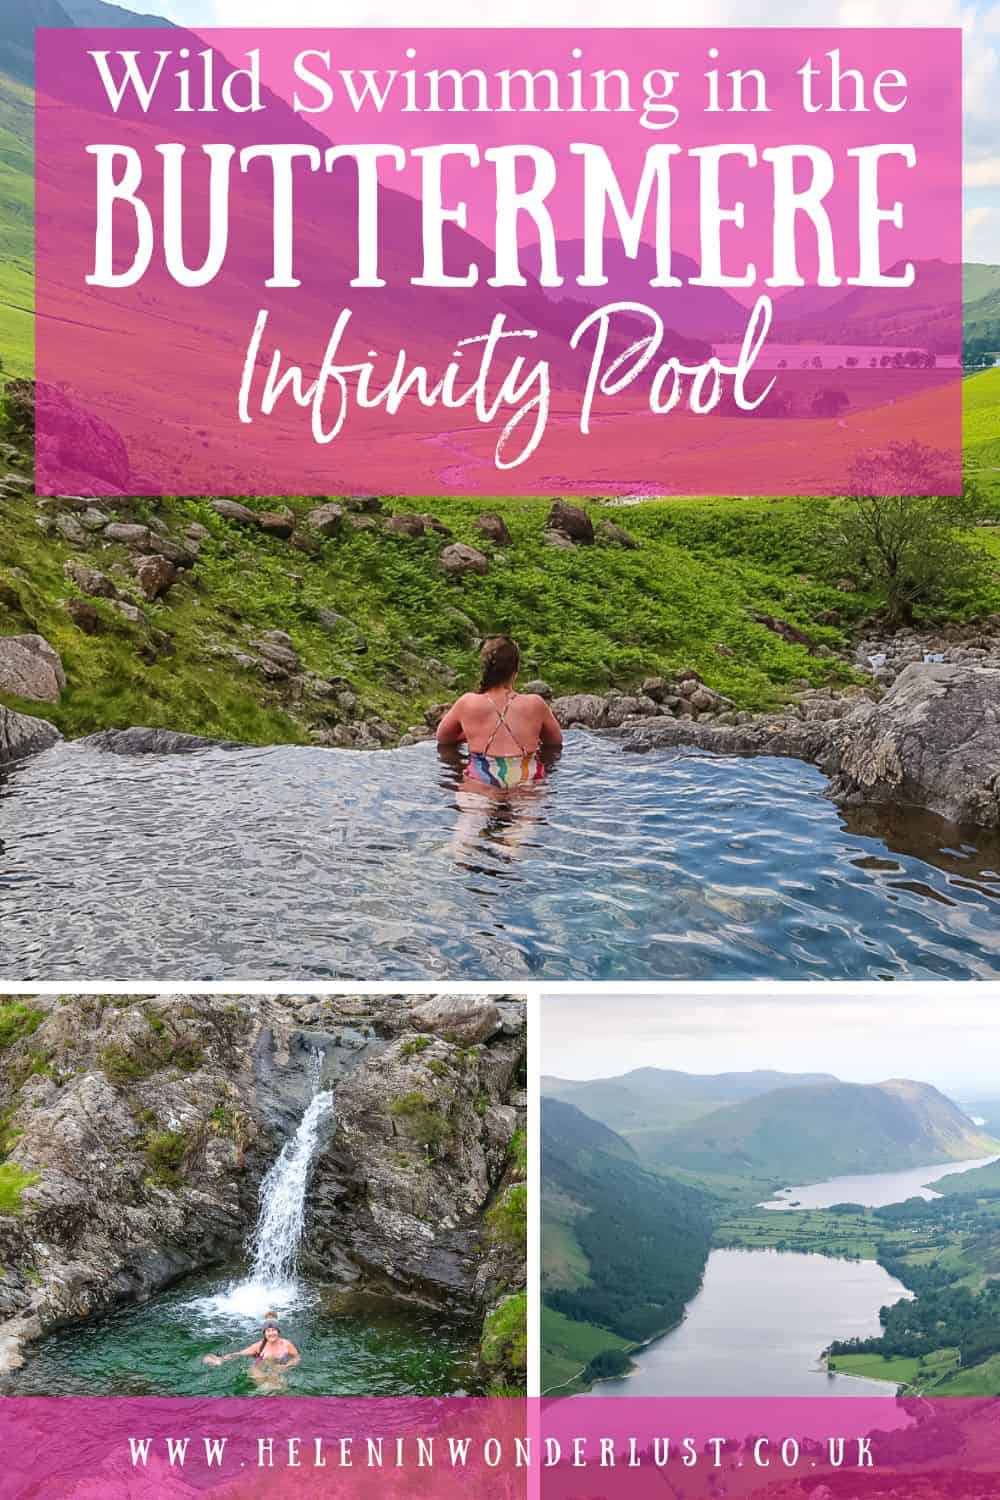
<box><xmin>0</xmin><ymin>704</ymin><xmax>62</xmax><ymax>765</ymax></box>
<box><xmin>0</xmin><ymin>634</ymin><xmax>66</xmax><ymax>704</ymax></box>
<box><xmin>77</xmin><ymin>727</ymin><xmax>243</xmax><ymax>755</ymax></box>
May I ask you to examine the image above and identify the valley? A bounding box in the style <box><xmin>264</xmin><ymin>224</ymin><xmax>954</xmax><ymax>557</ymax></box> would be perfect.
<box><xmin>541</xmin><ymin>1065</ymin><xmax>1000</xmax><ymax>1397</ymax></box>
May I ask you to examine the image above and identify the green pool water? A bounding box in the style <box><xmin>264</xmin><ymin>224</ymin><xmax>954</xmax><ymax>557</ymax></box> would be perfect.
<box><xmin>9</xmin><ymin>1269</ymin><xmax>482</xmax><ymax>1397</ymax></box>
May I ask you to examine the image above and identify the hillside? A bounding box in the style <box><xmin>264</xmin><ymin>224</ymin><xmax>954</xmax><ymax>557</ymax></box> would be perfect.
<box><xmin>540</xmin><ymin>1096</ymin><xmax>716</xmax><ymax>1392</ymax></box>
<box><xmin>651</xmin><ymin>1079</ymin><xmax>1000</xmax><ymax>1182</ymax></box>
<box><xmin>542</xmin><ymin>1067</ymin><xmax>838</xmax><ymax>1140</ymax></box>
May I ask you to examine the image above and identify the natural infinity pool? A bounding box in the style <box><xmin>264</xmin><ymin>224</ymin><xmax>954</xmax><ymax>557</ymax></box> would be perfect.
<box><xmin>1</xmin><ymin>731</ymin><xmax>997</xmax><ymax>979</ymax></box>
<box><xmin>7</xmin><ymin>1272</ymin><xmax>479</xmax><ymax>1398</ymax></box>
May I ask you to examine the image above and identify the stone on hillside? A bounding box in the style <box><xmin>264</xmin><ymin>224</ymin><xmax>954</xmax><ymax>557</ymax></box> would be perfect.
<box><xmin>828</xmin><ymin>663</ymin><xmax>1000</xmax><ymax>828</ymax></box>
<box><xmin>80</xmin><ymin>508</ymin><xmax>109</xmax><ymax>531</ymax></box>
<box><xmin>476</xmin><ymin>512</ymin><xmax>511</xmax><ymax>546</ymax></box>
<box><xmin>346</xmin><ymin>514</ymin><xmax>378</xmax><ymax>531</ymax></box>
<box><xmin>546</xmin><ymin>499</ymin><xmax>594</xmax><ymax>544</ymax></box>
<box><xmin>440</xmin><ymin>542</ymin><xmax>490</xmax><ymax>576</ymax></box>
<box><xmin>384</xmin><ymin>513</ymin><xmax>427</xmax><ymax>538</ymax></box>
<box><xmin>752</xmin><ymin>612</ymin><xmax>816</xmax><ymax>651</ymax></box>
<box><xmin>550</xmin><ymin>693</ymin><xmax>608</xmax><ymax>728</ymax></box>
<box><xmin>417</xmin><ymin>513</ymin><xmax>451</xmax><ymax>535</ymax></box>
<box><xmin>305</xmin><ymin>503</ymin><xmax>344</xmax><ymax>536</ymax></box>
<box><xmin>64</xmin><ymin>599</ymin><xmax>101</xmax><ymax>634</ymax></box>
<box><xmin>54</xmin><ymin>513</ymin><xmax>87</xmax><ymax>545</ymax></box>
<box><xmin>522</xmin><ymin>679</ymin><xmax>552</xmax><ymax>700</ymax></box>
<box><xmin>0</xmin><ymin>703</ymin><xmax>62</xmax><ymax>765</ymax></box>
<box><xmin>410</xmin><ymin>995</ymin><xmax>502</xmax><ymax>1045</ymax></box>
<box><xmin>104</xmin><ymin>522</ymin><xmax>152</xmax><ymax>550</ymax></box>
<box><xmin>596</xmin><ymin>518</ymin><xmax>639</xmax><ymax>549</ymax></box>
<box><xmin>0</xmin><ymin>634</ymin><xmax>66</xmax><ymax>704</ymax></box>
<box><xmin>185</xmin><ymin>522</ymin><xmax>209</xmax><ymax>542</ymax></box>
<box><xmin>543</xmin><ymin>530</ymin><xmax>574</xmax><ymax>548</ymax></box>
<box><xmin>133</xmin><ymin>554</ymin><xmax>178</xmax><ymax>601</ymax></box>
<box><xmin>254</xmin><ymin>635</ymin><xmax>300</xmax><ymax>673</ymax></box>
<box><xmin>341</xmin><ymin>496</ymin><xmax>384</xmax><ymax>514</ymax></box>
<box><xmin>641</xmin><ymin>676</ymin><xmax>672</xmax><ymax>702</ymax></box>
<box><xmin>258</xmin><ymin>510</ymin><xmax>295</xmax><ymax>539</ymax></box>
<box><xmin>210</xmin><ymin>499</ymin><xmax>259</xmax><ymax>527</ymax></box>
<box><xmin>31</xmin><ymin>381</ymin><xmax>131</xmax><ymax>490</ymax></box>
<box><xmin>109</xmin><ymin>600</ymin><xmax>144</xmax><ymax>625</ymax></box>
<box><xmin>63</xmin><ymin>560</ymin><xmax>118</xmax><ymax>599</ymax></box>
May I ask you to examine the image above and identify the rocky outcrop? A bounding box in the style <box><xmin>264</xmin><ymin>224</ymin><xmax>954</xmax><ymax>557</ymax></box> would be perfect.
<box><xmin>0</xmin><ymin>995</ymin><xmax>526</xmax><ymax>1385</ymax></box>
<box><xmin>827</xmin><ymin>663</ymin><xmax>1000</xmax><ymax>828</ymax></box>
<box><xmin>0</xmin><ymin>634</ymin><xmax>66</xmax><ymax>704</ymax></box>
<box><xmin>623</xmin><ymin>663</ymin><xmax>1000</xmax><ymax>830</ymax></box>
<box><xmin>0</xmin><ymin>704</ymin><xmax>62</xmax><ymax>765</ymax></box>
<box><xmin>76</xmin><ymin>727</ymin><xmax>242</xmax><ymax>755</ymax></box>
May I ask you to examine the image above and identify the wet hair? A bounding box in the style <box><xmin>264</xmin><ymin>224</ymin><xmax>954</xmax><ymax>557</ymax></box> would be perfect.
<box><xmin>478</xmin><ymin>635</ymin><xmax>520</xmax><ymax>692</ymax></box>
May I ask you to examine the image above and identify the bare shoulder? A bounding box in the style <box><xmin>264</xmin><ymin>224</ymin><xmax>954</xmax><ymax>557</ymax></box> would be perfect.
<box><xmin>523</xmin><ymin>693</ymin><xmax>553</xmax><ymax>711</ymax></box>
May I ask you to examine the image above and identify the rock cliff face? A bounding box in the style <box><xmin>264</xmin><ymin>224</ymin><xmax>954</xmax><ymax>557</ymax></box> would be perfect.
<box><xmin>0</xmin><ymin>994</ymin><xmax>526</xmax><ymax>1386</ymax></box>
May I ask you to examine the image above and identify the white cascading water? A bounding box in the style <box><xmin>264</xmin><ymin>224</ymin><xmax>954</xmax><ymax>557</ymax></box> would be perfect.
<box><xmin>191</xmin><ymin>1053</ymin><xmax>333</xmax><ymax>1318</ymax></box>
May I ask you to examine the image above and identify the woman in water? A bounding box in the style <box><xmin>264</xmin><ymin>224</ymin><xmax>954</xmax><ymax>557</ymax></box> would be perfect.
<box><xmin>437</xmin><ymin>635</ymin><xmax>563</xmax><ymax>858</ymax></box>
<box><xmin>203</xmin><ymin>1321</ymin><xmax>300</xmax><ymax>1373</ymax></box>
<box><xmin>436</xmin><ymin>634</ymin><xmax>563</xmax><ymax>788</ymax></box>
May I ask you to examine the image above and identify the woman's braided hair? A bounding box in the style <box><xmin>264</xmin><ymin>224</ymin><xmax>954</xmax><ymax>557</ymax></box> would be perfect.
<box><xmin>478</xmin><ymin>635</ymin><xmax>520</xmax><ymax>692</ymax></box>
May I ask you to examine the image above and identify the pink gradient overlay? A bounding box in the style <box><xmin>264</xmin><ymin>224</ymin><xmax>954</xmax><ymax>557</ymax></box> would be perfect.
<box><xmin>34</xmin><ymin>28</ymin><xmax>963</xmax><ymax>497</ymax></box>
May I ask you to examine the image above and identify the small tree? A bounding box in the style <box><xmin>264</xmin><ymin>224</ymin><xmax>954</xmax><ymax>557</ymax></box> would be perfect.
<box><xmin>828</xmin><ymin>442</ymin><xmax>988</xmax><ymax>628</ymax></box>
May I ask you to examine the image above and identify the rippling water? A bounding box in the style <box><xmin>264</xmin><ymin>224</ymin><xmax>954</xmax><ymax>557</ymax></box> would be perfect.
<box><xmin>1</xmin><ymin>731</ymin><xmax>998</xmax><ymax>979</ymax></box>
<box><xmin>7</xmin><ymin>1271</ymin><xmax>478</xmax><ymax>1397</ymax></box>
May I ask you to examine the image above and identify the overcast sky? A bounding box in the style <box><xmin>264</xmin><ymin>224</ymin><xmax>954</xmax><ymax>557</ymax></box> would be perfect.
<box><xmin>160</xmin><ymin>0</ymin><xmax>1000</xmax><ymax>262</ymax></box>
<box><xmin>540</xmin><ymin>991</ymin><xmax>1000</xmax><ymax>1096</ymax></box>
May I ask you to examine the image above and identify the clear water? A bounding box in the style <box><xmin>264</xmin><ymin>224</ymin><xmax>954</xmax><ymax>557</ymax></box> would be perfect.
<box><xmin>760</xmin><ymin>1153</ymin><xmax>1000</xmax><ymax>1211</ymax></box>
<box><xmin>7</xmin><ymin>1271</ymin><xmax>480</xmax><ymax>1397</ymax></box>
<box><xmin>591</xmin><ymin>1248</ymin><xmax>912</xmax><ymax>1397</ymax></box>
<box><xmin>1</xmin><ymin>732</ymin><xmax>998</xmax><ymax>979</ymax></box>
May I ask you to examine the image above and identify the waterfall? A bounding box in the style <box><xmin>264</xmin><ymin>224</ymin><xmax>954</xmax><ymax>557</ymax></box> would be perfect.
<box><xmin>190</xmin><ymin>1054</ymin><xmax>333</xmax><ymax>1318</ymax></box>
<box><xmin>247</xmin><ymin>1081</ymin><xmax>334</xmax><ymax>1288</ymax></box>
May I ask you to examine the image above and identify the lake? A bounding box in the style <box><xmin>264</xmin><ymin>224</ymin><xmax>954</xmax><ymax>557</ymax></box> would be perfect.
<box><xmin>592</xmin><ymin>1248</ymin><xmax>911</xmax><ymax>1397</ymax></box>
<box><xmin>2</xmin><ymin>732</ymin><xmax>998</xmax><ymax>979</ymax></box>
<box><xmin>760</xmin><ymin>1154</ymin><xmax>1000</xmax><ymax>1211</ymax></box>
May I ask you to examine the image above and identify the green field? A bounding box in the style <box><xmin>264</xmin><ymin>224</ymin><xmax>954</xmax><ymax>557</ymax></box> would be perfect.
<box><xmin>829</xmin><ymin>1348</ymin><xmax>960</xmax><ymax>1390</ymax></box>
<box><xmin>540</xmin><ymin>1305</ymin><xmax>633</xmax><ymax>1395</ymax></box>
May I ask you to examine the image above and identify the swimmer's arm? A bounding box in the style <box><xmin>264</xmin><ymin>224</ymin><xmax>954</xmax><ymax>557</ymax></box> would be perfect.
<box><xmin>284</xmin><ymin>1341</ymin><xmax>301</xmax><ymax>1367</ymax></box>
<box><xmin>538</xmin><ymin>700</ymin><xmax>564</xmax><ymax>747</ymax></box>
<box><xmin>204</xmin><ymin>1343</ymin><xmax>259</xmax><ymax>1365</ymax></box>
<box><xmin>435</xmin><ymin>698</ymin><xmax>468</xmax><ymax>746</ymax></box>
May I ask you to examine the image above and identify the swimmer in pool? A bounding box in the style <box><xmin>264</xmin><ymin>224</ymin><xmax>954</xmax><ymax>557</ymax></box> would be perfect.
<box><xmin>436</xmin><ymin>635</ymin><xmax>563</xmax><ymax>789</ymax></box>
<box><xmin>436</xmin><ymin>635</ymin><xmax>563</xmax><ymax>859</ymax></box>
<box><xmin>203</xmin><ymin>1320</ymin><xmax>300</xmax><ymax>1371</ymax></box>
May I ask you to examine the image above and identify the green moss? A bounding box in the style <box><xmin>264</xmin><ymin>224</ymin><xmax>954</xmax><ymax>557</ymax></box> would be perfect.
<box><xmin>389</xmin><ymin>1090</ymin><xmax>452</xmax><ymax>1150</ymax></box>
<box><xmin>401</xmin><ymin>1035</ymin><xmax>433</xmax><ymax>1057</ymax></box>
<box><xmin>99</xmin><ymin>1025</ymin><xmax>205</xmax><ymax>1085</ymax></box>
<box><xmin>144</xmin><ymin>1128</ymin><xmax>192</xmax><ymax>1187</ymax></box>
<box><xmin>0</xmin><ymin>1162</ymin><xmax>39</xmax><ymax>1214</ymax></box>
<box><xmin>480</xmin><ymin>1292</ymin><xmax>527</xmax><ymax>1380</ymax></box>
<box><xmin>485</xmin><ymin>1183</ymin><xmax>527</xmax><ymax>1249</ymax></box>
<box><xmin>0</xmin><ymin>1002</ymin><xmax>44</xmax><ymax>1051</ymax></box>
<box><xmin>509</xmin><ymin>1128</ymin><xmax>528</xmax><ymax>1177</ymax></box>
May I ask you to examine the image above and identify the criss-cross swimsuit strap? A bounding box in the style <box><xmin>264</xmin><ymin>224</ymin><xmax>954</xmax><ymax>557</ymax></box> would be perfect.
<box><xmin>481</xmin><ymin>691</ymin><xmax>529</xmax><ymax>757</ymax></box>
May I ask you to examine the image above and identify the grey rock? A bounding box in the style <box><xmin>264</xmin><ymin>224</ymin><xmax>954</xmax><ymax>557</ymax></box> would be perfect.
<box><xmin>410</xmin><ymin>996</ymin><xmax>503</xmax><ymax>1046</ymax></box>
<box><xmin>79</xmin><ymin>727</ymin><xmax>243</xmax><ymax>755</ymax></box>
<box><xmin>0</xmin><ymin>634</ymin><xmax>66</xmax><ymax>704</ymax></box>
<box><xmin>522</xmin><ymin>679</ymin><xmax>552</xmax><ymax>700</ymax></box>
<box><xmin>63</xmin><ymin>599</ymin><xmax>101</xmax><ymax>635</ymax></box>
<box><xmin>384</xmin><ymin>513</ymin><xmax>428</xmax><ymax>538</ymax></box>
<box><xmin>305</xmin><ymin>504</ymin><xmax>344</xmax><ymax>537</ymax></box>
<box><xmin>258</xmin><ymin>510</ymin><xmax>295</xmax><ymax>539</ymax></box>
<box><xmin>104</xmin><ymin>522</ymin><xmax>152</xmax><ymax>550</ymax></box>
<box><xmin>0</xmin><ymin>704</ymin><xmax>62</xmax><ymax>765</ymax></box>
<box><xmin>546</xmin><ymin>500</ymin><xmax>594</xmax><ymax>544</ymax></box>
<box><xmin>109</xmin><ymin>600</ymin><xmax>144</xmax><ymax>625</ymax></box>
<box><xmin>475</xmin><ymin>512</ymin><xmax>511</xmax><ymax>546</ymax></box>
<box><xmin>439</xmin><ymin>543</ymin><xmax>490</xmax><ymax>577</ymax></box>
<box><xmin>550</xmin><ymin>693</ymin><xmax>608</xmax><ymax>728</ymax></box>
<box><xmin>596</xmin><ymin>518</ymin><xmax>638</xmax><ymax>549</ymax></box>
<box><xmin>341</xmin><ymin>496</ymin><xmax>384</xmax><ymax>514</ymax></box>
<box><xmin>63</xmin><ymin>560</ymin><xmax>118</xmax><ymax>599</ymax></box>
<box><xmin>133</xmin><ymin>555</ymin><xmax>178</xmax><ymax>601</ymax></box>
<box><xmin>54</xmin><ymin>513</ymin><xmax>87</xmax><ymax>545</ymax></box>
<box><xmin>210</xmin><ymin>499</ymin><xmax>259</xmax><ymax>527</ymax></box>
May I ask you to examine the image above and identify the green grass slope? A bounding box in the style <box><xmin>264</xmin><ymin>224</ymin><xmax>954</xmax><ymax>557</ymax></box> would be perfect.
<box><xmin>647</xmin><ymin>1080</ymin><xmax>1000</xmax><ymax>1182</ymax></box>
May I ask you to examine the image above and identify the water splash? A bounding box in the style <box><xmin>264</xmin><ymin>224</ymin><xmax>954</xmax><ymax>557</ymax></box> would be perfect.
<box><xmin>189</xmin><ymin>1055</ymin><xmax>333</xmax><ymax>1318</ymax></box>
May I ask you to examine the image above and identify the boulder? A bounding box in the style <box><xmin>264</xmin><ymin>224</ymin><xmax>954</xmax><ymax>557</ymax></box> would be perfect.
<box><xmin>133</xmin><ymin>555</ymin><xmax>178</xmax><ymax>601</ymax></box>
<box><xmin>522</xmin><ymin>679</ymin><xmax>552</xmax><ymax>700</ymax></box>
<box><xmin>63</xmin><ymin>600</ymin><xmax>101</xmax><ymax>635</ymax></box>
<box><xmin>258</xmin><ymin>510</ymin><xmax>295</xmax><ymax>539</ymax></box>
<box><xmin>827</xmin><ymin>663</ymin><xmax>1000</xmax><ymax>828</ymax></box>
<box><xmin>439</xmin><ymin>543</ymin><xmax>490</xmax><ymax>577</ymax></box>
<box><xmin>31</xmin><ymin>381</ymin><xmax>131</xmax><ymax>491</ymax></box>
<box><xmin>54</xmin><ymin>513</ymin><xmax>87</xmax><ymax>545</ymax></box>
<box><xmin>545</xmin><ymin>500</ymin><xmax>594</xmax><ymax>544</ymax></box>
<box><xmin>210</xmin><ymin>499</ymin><xmax>258</xmax><ymax>527</ymax></box>
<box><xmin>305</xmin><ymin>503</ymin><xmax>344</xmax><ymax>537</ymax></box>
<box><xmin>550</xmin><ymin>693</ymin><xmax>608</xmax><ymax>728</ymax></box>
<box><xmin>103</xmin><ymin>522</ymin><xmax>152</xmax><ymax>550</ymax></box>
<box><xmin>79</xmin><ymin>727</ymin><xmax>243</xmax><ymax>754</ymax></box>
<box><xmin>0</xmin><ymin>635</ymin><xmax>66</xmax><ymax>704</ymax></box>
<box><xmin>63</xmin><ymin>560</ymin><xmax>118</xmax><ymax>599</ymax></box>
<box><xmin>341</xmin><ymin>495</ymin><xmax>384</xmax><ymax>514</ymax></box>
<box><xmin>596</xmin><ymin>518</ymin><xmax>638</xmax><ymax>549</ymax></box>
<box><xmin>0</xmin><ymin>704</ymin><xmax>62</xmax><ymax>765</ymax></box>
<box><xmin>409</xmin><ymin>996</ymin><xmax>503</xmax><ymax>1046</ymax></box>
<box><xmin>476</xmin><ymin>512</ymin><xmax>512</xmax><ymax>546</ymax></box>
<box><xmin>109</xmin><ymin>600</ymin><xmax>144</xmax><ymax>625</ymax></box>
<box><xmin>384</xmin><ymin>513</ymin><xmax>428</xmax><ymax>538</ymax></box>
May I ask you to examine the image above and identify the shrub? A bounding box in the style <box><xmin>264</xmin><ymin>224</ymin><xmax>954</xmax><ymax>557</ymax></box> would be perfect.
<box><xmin>389</xmin><ymin>1091</ymin><xmax>452</xmax><ymax>1150</ymax></box>
<box><xmin>0</xmin><ymin>1163</ymin><xmax>39</xmax><ymax>1215</ymax></box>
<box><xmin>0</xmin><ymin>1002</ymin><xmax>44</xmax><ymax>1052</ymax></box>
<box><xmin>144</xmin><ymin>1128</ymin><xmax>191</xmax><ymax>1187</ymax></box>
<box><xmin>480</xmin><ymin>1291</ymin><xmax>527</xmax><ymax>1379</ymax></box>
<box><xmin>401</xmin><ymin>1035</ymin><xmax>433</xmax><ymax>1057</ymax></box>
<box><xmin>486</xmin><ymin>1183</ymin><xmax>527</xmax><ymax>1249</ymax></box>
